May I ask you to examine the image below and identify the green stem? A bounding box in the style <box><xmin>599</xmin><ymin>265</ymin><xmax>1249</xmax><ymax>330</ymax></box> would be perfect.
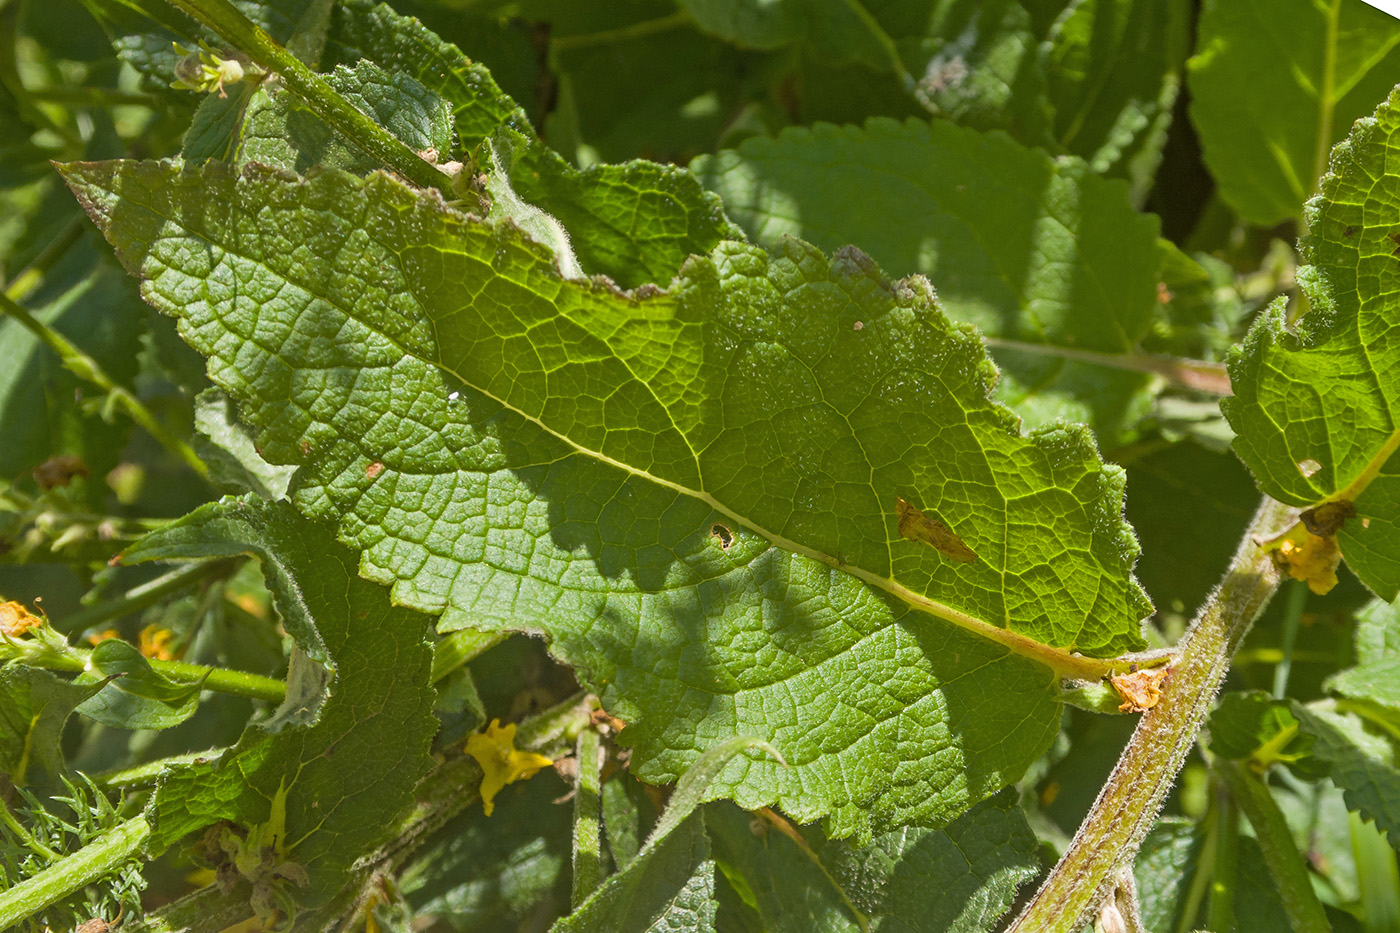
<box><xmin>572</xmin><ymin>726</ymin><xmax>603</xmax><ymax>907</ymax></box>
<box><xmin>8</xmin><ymin>634</ymin><xmax>285</xmax><ymax>704</ymax></box>
<box><xmin>0</xmin><ymin>815</ymin><xmax>151</xmax><ymax>930</ymax></box>
<box><xmin>160</xmin><ymin>0</ymin><xmax>450</xmax><ymax>194</ymax></box>
<box><xmin>981</xmin><ymin>338</ymin><xmax>1233</xmax><ymax>396</ymax></box>
<box><xmin>63</xmin><ymin>560</ymin><xmax>235</xmax><ymax>634</ymax></box>
<box><xmin>1006</xmin><ymin>496</ymin><xmax>1292</xmax><ymax>933</ymax></box>
<box><xmin>430</xmin><ymin>628</ymin><xmax>504</xmax><ymax>684</ymax></box>
<box><xmin>3</xmin><ymin>214</ymin><xmax>86</xmax><ymax>303</ymax></box>
<box><xmin>1175</xmin><ymin>804</ymin><xmax>1215</xmax><ymax>933</ymax></box>
<box><xmin>1217</xmin><ymin>760</ymin><xmax>1330</xmax><ymax>933</ymax></box>
<box><xmin>550</xmin><ymin>11</ymin><xmax>692</xmax><ymax>52</ymax></box>
<box><xmin>24</xmin><ymin>86</ymin><xmax>162</xmax><ymax>108</ymax></box>
<box><xmin>1206</xmin><ymin>780</ymin><xmax>1239</xmax><ymax>933</ymax></box>
<box><xmin>1272</xmin><ymin>581</ymin><xmax>1308</xmax><ymax>699</ymax></box>
<box><xmin>0</xmin><ymin>291</ymin><xmax>211</xmax><ymax>480</ymax></box>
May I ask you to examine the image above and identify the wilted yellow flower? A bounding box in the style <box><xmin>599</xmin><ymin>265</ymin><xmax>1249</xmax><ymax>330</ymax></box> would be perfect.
<box><xmin>464</xmin><ymin>719</ymin><xmax>554</xmax><ymax>816</ymax></box>
<box><xmin>1271</xmin><ymin>524</ymin><xmax>1341</xmax><ymax>595</ymax></box>
<box><xmin>0</xmin><ymin>601</ymin><xmax>42</xmax><ymax>637</ymax></box>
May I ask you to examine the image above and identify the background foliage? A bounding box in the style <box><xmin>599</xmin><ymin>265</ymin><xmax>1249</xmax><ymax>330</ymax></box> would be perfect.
<box><xmin>1</xmin><ymin>0</ymin><xmax>1399</xmax><ymax>931</ymax></box>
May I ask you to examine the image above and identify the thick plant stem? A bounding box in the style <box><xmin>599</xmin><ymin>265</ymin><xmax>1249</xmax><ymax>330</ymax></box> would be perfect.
<box><xmin>160</xmin><ymin>0</ymin><xmax>451</xmax><ymax>195</ymax></box>
<box><xmin>0</xmin><ymin>815</ymin><xmax>150</xmax><ymax>929</ymax></box>
<box><xmin>1006</xmin><ymin>496</ymin><xmax>1292</xmax><ymax>933</ymax></box>
<box><xmin>1216</xmin><ymin>759</ymin><xmax>1331</xmax><ymax>933</ymax></box>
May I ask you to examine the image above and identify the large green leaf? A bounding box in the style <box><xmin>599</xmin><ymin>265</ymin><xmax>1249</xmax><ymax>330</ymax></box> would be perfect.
<box><xmin>1187</xmin><ymin>0</ymin><xmax>1400</xmax><ymax>227</ymax></box>
<box><xmin>62</xmin><ymin>157</ymin><xmax>1150</xmax><ymax>835</ymax></box>
<box><xmin>120</xmin><ymin>498</ymin><xmax>438</xmax><ymax>906</ymax></box>
<box><xmin>1222</xmin><ymin>87</ymin><xmax>1400</xmax><ymax>600</ymax></box>
<box><xmin>692</xmin><ymin>117</ymin><xmax>1164</xmax><ymax>441</ymax></box>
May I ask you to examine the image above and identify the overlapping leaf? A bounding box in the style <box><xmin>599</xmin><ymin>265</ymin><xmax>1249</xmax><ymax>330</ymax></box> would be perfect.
<box><xmin>692</xmin><ymin>117</ymin><xmax>1165</xmax><ymax>441</ymax></box>
<box><xmin>1223</xmin><ymin>87</ymin><xmax>1400</xmax><ymax>600</ymax></box>
<box><xmin>62</xmin><ymin>155</ymin><xmax>1148</xmax><ymax>834</ymax></box>
<box><xmin>120</xmin><ymin>498</ymin><xmax>437</xmax><ymax>905</ymax></box>
<box><xmin>1187</xmin><ymin>0</ymin><xmax>1400</xmax><ymax>226</ymax></box>
<box><xmin>324</xmin><ymin>0</ymin><xmax>737</xmax><ymax>288</ymax></box>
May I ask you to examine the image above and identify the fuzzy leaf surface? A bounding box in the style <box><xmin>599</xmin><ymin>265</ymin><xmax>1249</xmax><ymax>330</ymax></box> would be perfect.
<box><xmin>1187</xmin><ymin>0</ymin><xmax>1400</xmax><ymax>226</ymax></box>
<box><xmin>120</xmin><ymin>497</ymin><xmax>437</xmax><ymax>906</ymax></box>
<box><xmin>61</xmin><ymin>158</ymin><xmax>1149</xmax><ymax>835</ymax></box>
<box><xmin>0</xmin><ymin>666</ymin><xmax>103</xmax><ymax>788</ymax></box>
<box><xmin>692</xmin><ymin>117</ymin><xmax>1164</xmax><ymax>442</ymax></box>
<box><xmin>1222</xmin><ymin>88</ymin><xmax>1400</xmax><ymax>600</ymax></box>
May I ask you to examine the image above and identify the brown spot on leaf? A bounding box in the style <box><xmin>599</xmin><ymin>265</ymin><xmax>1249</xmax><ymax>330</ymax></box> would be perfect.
<box><xmin>33</xmin><ymin>454</ymin><xmax>88</xmax><ymax>490</ymax></box>
<box><xmin>299</xmin><ymin>439</ymin><xmax>312</xmax><ymax>456</ymax></box>
<box><xmin>710</xmin><ymin>523</ymin><xmax>734</xmax><ymax>550</ymax></box>
<box><xmin>1344</xmin><ymin>225</ymin><xmax>1357</xmax><ymax>237</ymax></box>
<box><xmin>895</xmin><ymin>497</ymin><xmax>976</xmax><ymax>563</ymax></box>
<box><xmin>1388</xmin><ymin>231</ymin><xmax>1400</xmax><ymax>258</ymax></box>
<box><xmin>1300</xmin><ymin>500</ymin><xmax>1355</xmax><ymax>537</ymax></box>
<box><xmin>1111</xmin><ymin>665</ymin><xmax>1169</xmax><ymax>713</ymax></box>
<box><xmin>853</xmin><ymin>320</ymin><xmax>864</xmax><ymax>331</ymax></box>
<box><xmin>366</xmin><ymin>461</ymin><xmax>385</xmax><ymax>480</ymax></box>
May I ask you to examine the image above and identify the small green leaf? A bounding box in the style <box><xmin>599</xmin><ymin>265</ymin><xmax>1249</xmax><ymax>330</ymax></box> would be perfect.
<box><xmin>1223</xmin><ymin>88</ymin><xmax>1400</xmax><ymax>600</ymax></box>
<box><xmin>121</xmin><ymin>497</ymin><xmax>437</xmax><ymax>907</ymax></box>
<box><xmin>1207</xmin><ymin>691</ymin><xmax>1310</xmax><ymax>766</ymax></box>
<box><xmin>1292</xmin><ymin>702</ymin><xmax>1400</xmax><ymax>843</ymax></box>
<box><xmin>1187</xmin><ymin>0</ymin><xmax>1400</xmax><ymax>226</ymax></box>
<box><xmin>74</xmin><ymin>640</ymin><xmax>206</xmax><ymax>731</ymax></box>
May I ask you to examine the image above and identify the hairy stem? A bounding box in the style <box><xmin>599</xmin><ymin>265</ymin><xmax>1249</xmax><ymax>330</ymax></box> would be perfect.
<box><xmin>1216</xmin><ymin>759</ymin><xmax>1331</xmax><ymax>933</ymax></box>
<box><xmin>1007</xmin><ymin>496</ymin><xmax>1292</xmax><ymax>932</ymax></box>
<box><xmin>0</xmin><ymin>291</ymin><xmax>210</xmax><ymax>480</ymax></box>
<box><xmin>572</xmin><ymin>726</ymin><xmax>603</xmax><ymax>906</ymax></box>
<box><xmin>160</xmin><ymin>0</ymin><xmax>450</xmax><ymax>194</ymax></box>
<box><xmin>0</xmin><ymin>815</ymin><xmax>150</xmax><ymax>929</ymax></box>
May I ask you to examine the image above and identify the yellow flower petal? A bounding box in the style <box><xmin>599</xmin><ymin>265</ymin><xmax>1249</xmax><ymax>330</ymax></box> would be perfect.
<box><xmin>465</xmin><ymin>719</ymin><xmax>554</xmax><ymax>816</ymax></box>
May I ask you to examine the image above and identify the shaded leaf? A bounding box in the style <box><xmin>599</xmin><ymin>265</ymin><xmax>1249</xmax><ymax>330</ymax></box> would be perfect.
<box><xmin>120</xmin><ymin>497</ymin><xmax>437</xmax><ymax>907</ymax></box>
<box><xmin>193</xmin><ymin>388</ymin><xmax>296</xmax><ymax>499</ymax></box>
<box><xmin>1187</xmin><ymin>0</ymin><xmax>1400</xmax><ymax>227</ymax></box>
<box><xmin>692</xmin><ymin>117</ymin><xmax>1165</xmax><ymax>442</ymax></box>
<box><xmin>819</xmin><ymin>788</ymin><xmax>1039</xmax><ymax>933</ymax></box>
